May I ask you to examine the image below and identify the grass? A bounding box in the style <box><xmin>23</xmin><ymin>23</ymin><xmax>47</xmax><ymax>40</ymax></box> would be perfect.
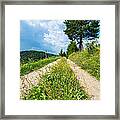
<box><xmin>22</xmin><ymin>57</ymin><xmax>89</xmax><ymax>100</ymax></box>
<box><xmin>20</xmin><ymin>57</ymin><xmax>59</xmax><ymax>76</ymax></box>
<box><xmin>69</xmin><ymin>48</ymin><xmax>100</xmax><ymax>80</ymax></box>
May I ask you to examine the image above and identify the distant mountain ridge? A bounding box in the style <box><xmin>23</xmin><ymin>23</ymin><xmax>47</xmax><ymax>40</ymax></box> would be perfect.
<box><xmin>20</xmin><ymin>50</ymin><xmax>57</xmax><ymax>64</ymax></box>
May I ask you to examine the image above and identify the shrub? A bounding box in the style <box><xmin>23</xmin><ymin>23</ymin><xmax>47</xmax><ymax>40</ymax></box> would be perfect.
<box><xmin>69</xmin><ymin>48</ymin><xmax>100</xmax><ymax>80</ymax></box>
<box><xmin>23</xmin><ymin>58</ymin><xmax>89</xmax><ymax>100</ymax></box>
<box><xmin>20</xmin><ymin>57</ymin><xmax>59</xmax><ymax>76</ymax></box>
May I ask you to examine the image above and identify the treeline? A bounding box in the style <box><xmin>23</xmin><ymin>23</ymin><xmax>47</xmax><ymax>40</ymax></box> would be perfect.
<box><xmin>59</xmin><ymin>20</ymin><xmax>100</xmax><ymax>57</ymax></box>
<box><xmin>59</xmin><ymin>40</ymin><xmax>100</xmax><ymax>58</ymax></box>
<box><xmin>20</xmin><ymin>50</ymin><xmax>57</xmax><ymax>65</ymax></box>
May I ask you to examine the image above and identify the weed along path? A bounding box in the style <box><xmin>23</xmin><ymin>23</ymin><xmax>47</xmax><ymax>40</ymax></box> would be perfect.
<box><xmin>20</xmin><ymin>57</ymin><xmax>100</xmax><ymax>100</ymax></box>
<box><xmin>20</xmin><ymin>59</ymin><xmax>61</xmax><ymax>99</ymax></box>
<box><xmin>22</xmin><ymin>57</ymin><xmax>89</xmax><ymax>100</ymax></box>
<box><xmin>67</xmin><ymin>59</ymin><xmax>100</xmax><ymax>100</ymax></box>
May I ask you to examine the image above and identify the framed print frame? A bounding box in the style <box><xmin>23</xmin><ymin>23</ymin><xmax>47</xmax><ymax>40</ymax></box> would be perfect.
<box><xmin>0</xmin><ymin>0</ymin><xmax>119</xmax><ymax>119</ymax></box>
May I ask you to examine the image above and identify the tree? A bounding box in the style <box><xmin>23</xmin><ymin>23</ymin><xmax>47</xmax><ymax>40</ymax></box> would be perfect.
<box><xmin>45</xmin><ymin>50</ymin><xmax>48</xmax><ymax>58</ymax></box>
<box><xmin>66</xmin><ymin>41</ymin><xmax>79</xmax><ymax>56</ymax></box>
<box><xmin>64</xmin><ymin>20</ymin><xmax>100</xmax><ymax>51</ymax></box>
<box><xmin>86</xmin><ymin>41</ymin><xmax>98</xmax><ymax>54</ymax></box>
<box><xmin>63</xmin><ymin>52</ymin><xmax>66</xmax><ymax>57</ymax></box>
<box><xmin>59</xmin><ymin>49</ymin><xmax>66</xmax><ymax>57</ymax></box>
<box><xmin>59</xmin><ymin>49</ymin><xmax>63</xmax><ymax>56</ymax></box>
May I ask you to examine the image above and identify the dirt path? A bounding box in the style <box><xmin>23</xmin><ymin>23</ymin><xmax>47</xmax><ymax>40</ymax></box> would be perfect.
<box><xmin>20</xmin><ymin>59</ymin><xmax>60</xmax><ymax>99</ymax></box>
<box><xmin>20</xmin><ymin>58</ymin><xmax>100</xmax><ymax>100</ymax></box>
<box><xmin>67</xmin><ymin>59</ymin><xmax>100</xmax><ymax>100</ymax></box>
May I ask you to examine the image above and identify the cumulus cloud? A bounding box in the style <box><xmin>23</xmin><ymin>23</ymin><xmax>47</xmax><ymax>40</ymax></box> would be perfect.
<box><xmin>25</xmin><ymin>20</ymin><xmax>36</xmax><ymax>27</ymax></box>
<box><xmin>41</xmin><ymin>20</ymin><xmax>69</xmax><ymax>53</ymax></box>
<box><xmin>25</xmin><ymin>20</ymin><xmax>69</xmax><ymax>54</ymax></box>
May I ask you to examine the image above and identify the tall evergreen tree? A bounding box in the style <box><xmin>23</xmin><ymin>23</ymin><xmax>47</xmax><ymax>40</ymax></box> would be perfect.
<box><xmin>66</xmin><ymin>41</ymin><xmax>79</xmax><ymax>56</ymax></box>
<box><xmin>59</xmin><ymin>49</ymin><xmax>63</xmax><ymax>56</ymax></box>
<box><xmin>64</xmin><ymin>20</ymin><xmax>100</xmax><ymax>51</ymax></box>
<box><xmin>63</xmin><ymin>52</ymin><xmax>66</xmax><ymax>57</ymax></box>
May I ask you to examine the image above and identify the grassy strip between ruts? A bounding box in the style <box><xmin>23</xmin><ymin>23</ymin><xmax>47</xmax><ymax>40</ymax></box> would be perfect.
<box><xmin>20</xmin><ymin>57</ymin><xmax>59</xmax><ymax>76</ymax></box>
<box><xmin>23</xmin><ymin>57</ymin><xmax>89</xmax><ymax>100</ymax></box>
<box><xmin>69</xmin><ymin>48</ymin><xmax>100</xmax><ymax>80</ymax></box>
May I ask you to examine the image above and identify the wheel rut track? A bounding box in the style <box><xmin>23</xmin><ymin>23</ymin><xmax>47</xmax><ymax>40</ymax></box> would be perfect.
<box><xmin>67</xmin><ymin>59</ymin><xmax>100</xmax><ymax>100</ymax></box>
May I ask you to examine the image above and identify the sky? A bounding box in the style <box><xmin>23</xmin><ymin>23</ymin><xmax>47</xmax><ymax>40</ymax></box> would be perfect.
<box><xmin>20</xmin><ymin>20</ymin><xmax>69</xmax><ymax>55</ymax></box>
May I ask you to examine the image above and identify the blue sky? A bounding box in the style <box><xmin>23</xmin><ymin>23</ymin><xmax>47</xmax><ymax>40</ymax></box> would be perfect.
<box><xmin>20</xmin><ymin>20</ymin><xmax>69</xmax><ymax>54</ymax></box>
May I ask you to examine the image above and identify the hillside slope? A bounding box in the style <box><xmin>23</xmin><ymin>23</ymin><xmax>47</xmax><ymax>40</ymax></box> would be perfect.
<box><xmin>67</xmin><ymin>59</ymin><xmax>100</xmax><ymax>100</ymax></box>
<box><xmin>69</xmin><ymin>48</ymin><xmax>100</xmax><ymax>80</ymax></box>
<box><xmin>20</xmin><ymin>50</ymin><xmax>57</xmax><ymax>64</ymax></box>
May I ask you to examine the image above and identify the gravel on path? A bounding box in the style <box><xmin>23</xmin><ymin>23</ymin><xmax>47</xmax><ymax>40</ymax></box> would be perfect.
<box><xmin>67</xmin><ymin>59</ymin><xmax>100</xmax><ymax>100</ymax></box>
<box><xmin>20</xmin><ymin>59</ymin><xmax>60</xmax><ymax>99</ymax></box>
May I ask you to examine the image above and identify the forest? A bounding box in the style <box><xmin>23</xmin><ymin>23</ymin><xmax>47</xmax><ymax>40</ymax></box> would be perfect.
<box><xmin>20</xmin><ymin>50</ymin><xmax>58</xmax><ymax>65</ymax></box>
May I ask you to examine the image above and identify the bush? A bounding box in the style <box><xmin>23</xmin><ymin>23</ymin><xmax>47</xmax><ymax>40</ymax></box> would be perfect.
<box><xmin>20</xmin><ymin>57</ymin><xmax>59</xmax><ymax>76</ymax></box>
<box><xmin>86</xmin><ymin>41</ymin><xmax>100</xmax><ymax>54</ymax></box>
<box><xmin>20</xmin><ymin>50</ymin><xmax>57</xmax><ymax>65</ymax></box>
<box><xmin>23</xmin><ymin>58</ymin><xmax>89</xmax><ymax>100</ymax></box>
<box><xmin>69</xmin><ymin>48</ymin><xmax>100</xmax><ymax>80</ymax></box>
<box><xmin>66</xmin><ymin>41</ymin><xmax>79</xmax><ymax>57</ymax></box>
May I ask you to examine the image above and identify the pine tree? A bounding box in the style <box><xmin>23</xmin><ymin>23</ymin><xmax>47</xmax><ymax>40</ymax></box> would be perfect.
<box><xmin>59</xmin><ymin>49</ymin><xmax>63</xmax><ymax>56</ymax></box>
<box><xmin>66</xmin><ymin>41</ymin><xmax>79</xmax><ymax>56</ymax></box>
<box><xmin>63</xmin><ymin>52</ymin><xmax>66</xmax><ymax>57</ymax></box>
<box><xmin>64</xmin><ymin>20</ymin><xmax>100</xmax><ymax>51</ymax></box>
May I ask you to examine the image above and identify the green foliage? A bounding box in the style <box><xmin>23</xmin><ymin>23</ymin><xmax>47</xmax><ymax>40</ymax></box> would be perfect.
<box><xmin>86</xmin><ymin>41</ymin><xmax>100</xmax><ymax>54</ymax></box>
<box><xmin>69</xmin><ymin>48</ymin><xmax>100</xmax><ymax>80</ymax></box>
<box><xmin>66</xmin><ymin>41</ymin><xmax>79</xmax><ymax>57</ymax></box>
<box><xmin>23</xmin><ymin>58</ymin><xmax>89</xmax><ymax>100</ymax></box>
<box><xmin>64</xmin><ymin>20</ymin><xmax>100</xmax><ymax>51</ymax></box>
<box><xmin>59</xmin><ymin>49</ymin><xmax>66</xmax><ymax>57</ymax></box>
<box><xmin>20</xmin><ymin>57</ymin><xmax>59</xmax><ymax>76</ymax></box>
<box><xmin>20</xmin><ymin>50</ymin><xmax>57</xmax><ymax>65</ymax></box>
<box><xmin>62</xmin><ymin>52</ymin><xmax>66</xmax><ymax>57</ymax></box>
<box><xmin>59</xmin><ymin>49</ymin><xmax>63</xmax><ymax>56</ymax></box>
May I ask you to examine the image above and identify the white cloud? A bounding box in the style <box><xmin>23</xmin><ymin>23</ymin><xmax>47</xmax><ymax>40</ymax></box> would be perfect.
<box><xmin>25</xmin><ymin>20</ymin><xmax>36</xmax><ymax>27</ymax></box>
<box><xmin>42</xmin><ymin>20</ymin><xmax>69</xmax><ymax>53</ymax></box>
<box><xmin>25</xmin><ymin>20</ymin><xmax>69</xmax><ymax>53</ymax></box>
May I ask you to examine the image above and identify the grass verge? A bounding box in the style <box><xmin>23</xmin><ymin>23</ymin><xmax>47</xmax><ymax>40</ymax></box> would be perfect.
<box><xmin>23</xmin><ymin>57</ymin><xmax>89</xmax><ymax>100</ymax></box>
<box><xmin>69</xmin><ymin>49</ymin><xmax>100</xmax><ymax>80</ymax></box>
<box><xmin>20</xmin><ymin>57</ymin><xmax>59</xmax><ymax>76</ymax></box>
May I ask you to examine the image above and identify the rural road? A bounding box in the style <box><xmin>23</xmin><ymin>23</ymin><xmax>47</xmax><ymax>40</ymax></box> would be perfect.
<box><xmin>20</xmin><ymin>59</ymin><xmax>61</xmax><ymax>99</ymax></box>
<box><xmin>67</xmin><ymin>59</ymin><xmax>100</xmax><ymax>100</ymax></box>
<box><xmin>20</xmin><ymin>58</ymin><xmax>100</xmax><ymax>100</ymax></box>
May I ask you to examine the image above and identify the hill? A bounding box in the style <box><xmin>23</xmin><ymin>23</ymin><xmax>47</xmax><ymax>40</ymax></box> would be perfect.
<box><xmin>20</xmin><ymin>50</ymin><xmax>58</xmax><ymax>65</ymax></box>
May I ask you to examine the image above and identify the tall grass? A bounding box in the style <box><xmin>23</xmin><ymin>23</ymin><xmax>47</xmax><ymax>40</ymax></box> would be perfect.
<box><xmin>23</xmin><ymin>58</ymin><xmax>89</xmax><ymax>100</ymax></box>
<box><xmin>20</xmin><ymin>57</ymin><xmax>59</xmax><ymax>76</ymax></box>
<box><xmin>69</xmin><ymin>48</ymin><xmax>100</xmax><ymax>80</ymax></box>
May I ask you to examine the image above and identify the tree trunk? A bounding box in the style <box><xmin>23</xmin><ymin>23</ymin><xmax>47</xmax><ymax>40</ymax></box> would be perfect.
<box><xmin>78</xmin><ymin>37</ymin><xmax>83</xmax><ymax>51</ymax></box>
